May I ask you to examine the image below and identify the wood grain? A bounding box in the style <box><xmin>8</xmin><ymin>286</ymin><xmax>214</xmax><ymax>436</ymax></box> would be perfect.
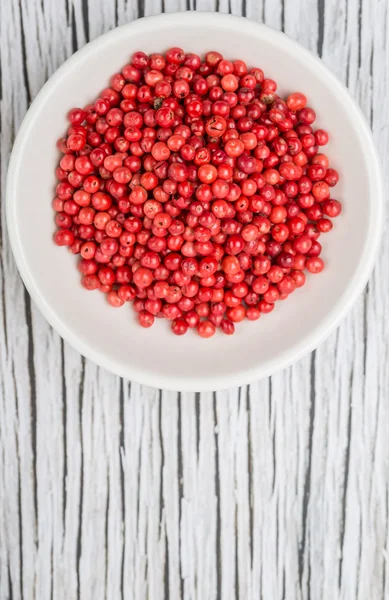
<box><xmin>1</xmin><ymin>0</ymin><xmax>388</xmax><ymax>598</ymax></box>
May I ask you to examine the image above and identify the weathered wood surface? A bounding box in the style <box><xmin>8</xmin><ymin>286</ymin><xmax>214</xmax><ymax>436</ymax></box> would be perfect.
<box><xmin>1</xmin><ymin>1</ymin><xmax>388</xmax><ymax>598</ymax></box>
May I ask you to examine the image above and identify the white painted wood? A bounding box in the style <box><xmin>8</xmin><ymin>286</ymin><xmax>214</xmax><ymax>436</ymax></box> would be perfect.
<box><xmin>1</xmin><ymin>0</ymin><xmax>388</xmax><ymax>598</ymax></box>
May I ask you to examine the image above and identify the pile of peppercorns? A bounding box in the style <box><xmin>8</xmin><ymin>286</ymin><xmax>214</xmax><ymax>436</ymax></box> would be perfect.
<box><xmin>53</xmin><ymin>47</ymin><xmax>341</xmax><ymax>338</ymax></box>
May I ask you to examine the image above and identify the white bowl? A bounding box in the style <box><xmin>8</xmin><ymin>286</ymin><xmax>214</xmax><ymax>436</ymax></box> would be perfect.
<box><xmin>6</xmin><ymin>12</ymin><xmax>383</xmax><ymax>391</ymax></box>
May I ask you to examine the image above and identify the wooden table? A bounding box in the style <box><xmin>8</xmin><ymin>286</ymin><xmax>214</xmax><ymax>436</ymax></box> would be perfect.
<box><xmin>1</xmin><ymin>1</ymin><xmax>388</xmax><ymax>598</ymax></box>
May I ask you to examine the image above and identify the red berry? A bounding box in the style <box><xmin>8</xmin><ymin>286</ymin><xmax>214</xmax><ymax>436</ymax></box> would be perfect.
<box><xmin>138</xmin><ymin>311</ymin><xmax>155</xmax><ymax>327</ymax></box>
<box><xmin>197</xmin><ymin>320</ymin><xmax>216</xmax><ymax>338</ymax></box>
<box><xmin>286</xmin><ymin>92</ymin><xmax>307</xmax><ymax>111</ymax></box>
<box><xmin>321</xmin><ymin>199</ymin><xmax>342</xmax><ymax>218</ymax></box>
<box><xmin>133</xmin><ymin>267</ymin><xmax>153</xmax><ymax>288</ymax></box>
<box><xmin>54</xmin><ymin>229</ymin><xmax>75</xmax><ymax>246</ymax></box>
<box><xmin>306</xmin><ymin>257</ymin><xmax>324</xmax><ymax>273</ymax></box>
<box><xmin>172</xmin><ymin>319</ymin><xmax>188</xmax><ymax>335</ymax></box>
<box><xmin>53</xmin><ymin>48</ymin><xmax>340</xmax><ymax>337</ymax></box>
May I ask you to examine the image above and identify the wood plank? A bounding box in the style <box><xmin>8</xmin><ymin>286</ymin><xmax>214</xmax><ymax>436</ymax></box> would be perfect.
<box><xmin>0</xmin><ymin>0</ymin><xmax>388</xmax><ymax>598</ymax></box>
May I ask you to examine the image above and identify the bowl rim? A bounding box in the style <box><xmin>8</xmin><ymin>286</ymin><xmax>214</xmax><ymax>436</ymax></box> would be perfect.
<box><xmin>6</xmin><ymin>11</ymin><xmax>384</xmax><ymax>392</ymax></box>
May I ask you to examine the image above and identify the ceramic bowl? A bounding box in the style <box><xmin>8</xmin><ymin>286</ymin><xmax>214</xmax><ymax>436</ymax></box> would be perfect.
<box><xmin>6</xmin><ymin>12</ymin><xmax>383</xmax><ymax>391</ymax></box>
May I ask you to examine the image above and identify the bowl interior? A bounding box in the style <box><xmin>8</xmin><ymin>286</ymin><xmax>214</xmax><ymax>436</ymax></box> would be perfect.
<box><xmin>7</xmin><ymin>13</ymin><xmax>380</xmax><ymax>390</ymax></box>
